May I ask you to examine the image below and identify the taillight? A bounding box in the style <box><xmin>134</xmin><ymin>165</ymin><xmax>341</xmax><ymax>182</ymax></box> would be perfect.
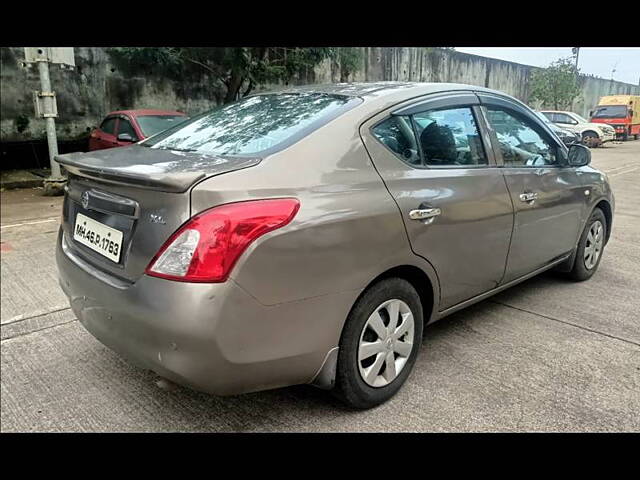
<box><xmin>146</xmin><ymin>198</ymin><xmax>300</xmax><ymax>283</ymax></box>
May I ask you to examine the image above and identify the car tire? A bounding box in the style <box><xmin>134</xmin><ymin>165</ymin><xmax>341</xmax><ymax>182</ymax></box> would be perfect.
<box><xmin>334</xmin><ymin>278</ymin><xmax>423</xmax><ymax>409</ymax></box>
<box><xmin>567</xmin><ymin>208</ymin><xmax>607</xmax><ymax>282</ymax></box>
<box><xmin>582</xmin><ymin>131</ymin><xmax>599</xmax><ymax>148</ymax></box>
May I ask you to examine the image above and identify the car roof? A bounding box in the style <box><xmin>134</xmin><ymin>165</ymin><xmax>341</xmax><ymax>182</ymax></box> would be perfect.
<box><xmin>259</xmin><ymin>82</ymin><xmax>525</xmax><ymax>119</ymax></box>
<box><xmin>106</xmin><ymin>109</ymin><xmax>186</xmax><ymax>117</ymax></box>
<box><xmin>272</xmin><ymin>81</ymin><xmax>502</xmax><ymax>99</ymax></box>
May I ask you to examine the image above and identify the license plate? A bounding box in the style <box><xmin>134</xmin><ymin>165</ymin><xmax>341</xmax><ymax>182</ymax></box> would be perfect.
<box><xmin>73</xmin><ymin>213</ymin><xmax>124</xmax><ymax>263</ymax></box>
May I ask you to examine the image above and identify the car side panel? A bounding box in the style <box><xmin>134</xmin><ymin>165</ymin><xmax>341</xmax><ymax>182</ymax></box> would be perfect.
<box><xmin>359</xmin><ymin>95</ymin><xmax>515</xmax><ymax>310</ymax></box>
<box><xmin>190</xmin><ymin>109</ymin><xmax>440</xmax><ymax>309</ymax></box>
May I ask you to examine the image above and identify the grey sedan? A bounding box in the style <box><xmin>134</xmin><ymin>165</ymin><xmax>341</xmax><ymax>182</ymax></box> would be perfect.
<box><xmin>55</xmin><ymin>82</ymin><xmax>614</xmax><ymax>409</ymax></box>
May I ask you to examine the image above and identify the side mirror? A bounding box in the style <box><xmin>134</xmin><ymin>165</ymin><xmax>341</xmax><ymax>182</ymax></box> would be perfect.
<box><xmin>570</xmin><ymin>119</ymin><xmax>578</xmax><ymax>125</ymax></box>
<box><xmin>567</xmin><ymin>143</ymin><xmax>591</xmax><ymax>167</ymax></box>
<box><xmin>117</xmin><ymin>133</ymin><xmax>135</xmax><ymax>142</ymax></box>
<box><xmin>589</xmin><ymin>110</ymin><xmax>594</xmax><ymax>117</ymax></box>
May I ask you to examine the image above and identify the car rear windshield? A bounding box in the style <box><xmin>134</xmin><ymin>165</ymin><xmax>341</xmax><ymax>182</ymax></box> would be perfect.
<box><xmin>137</xmin><ymin>115</ymin><xmax>188</xmax><ymax>137</ymax></box>
<box><xmin>141</xmin><ymin>93</ymin><xmax>362</xmax><ymax>156</ymax></box>
<box><xmin>592</xmin><ymin>105</ymin><xmax>628</xmax><ymax>119</ymax></box>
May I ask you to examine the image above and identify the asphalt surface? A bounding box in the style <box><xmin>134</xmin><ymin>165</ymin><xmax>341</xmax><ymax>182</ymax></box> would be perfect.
<box><xmin>1</xmin><ymin>141</ymin><xmax>639</xmax><ymax>432</ymax></box>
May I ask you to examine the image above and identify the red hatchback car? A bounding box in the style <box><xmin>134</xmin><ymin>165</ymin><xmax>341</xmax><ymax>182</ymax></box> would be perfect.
<box><xmin>89</xmin><ymin>109</ymin><xmax>188</xmax><ymax>151</ymax></box>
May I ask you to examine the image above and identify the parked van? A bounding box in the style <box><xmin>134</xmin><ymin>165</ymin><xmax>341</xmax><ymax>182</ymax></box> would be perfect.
<box><xmin>590</xmin><ymin>95</ymin><xmax>640</xmax><ymax>141</ymax></box>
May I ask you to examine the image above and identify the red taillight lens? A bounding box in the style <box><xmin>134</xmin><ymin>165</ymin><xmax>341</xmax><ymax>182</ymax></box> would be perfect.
<box><xmin>145</xmin><ymin>198</ymin><xmax>300</xmax><ymax>283</ymax></box>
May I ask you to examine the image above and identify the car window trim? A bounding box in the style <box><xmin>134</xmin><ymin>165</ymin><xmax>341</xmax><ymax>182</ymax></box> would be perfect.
<box><xmin>480</xmin><ymin>105</ymin><xmax>563</xmax><ymax>170</ymax></box>
<box><xmin>477</xmin><ymin>93</ymin><xmax>566</xmax><ymax>169</ymax></box>
<box><xmin>392</xmin><ymin>92</ymin><xmax>479</xmax><ymax>116</ymax></box>
<box><xmin>369</xmin><ymin>92</ymin><xmax>497</xmax><ymax>170</ymax></box>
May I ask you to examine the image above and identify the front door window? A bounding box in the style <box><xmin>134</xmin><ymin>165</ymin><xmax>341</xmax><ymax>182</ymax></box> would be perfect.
<box><xmin>485</xmin><ymin>107</ymin><xmax>557</xmax><ymax>167</ymax></box>
<box><xmin>117</xmin><ymin>118</ymin><xmax>139</xmax><ymax>141</ymax></box>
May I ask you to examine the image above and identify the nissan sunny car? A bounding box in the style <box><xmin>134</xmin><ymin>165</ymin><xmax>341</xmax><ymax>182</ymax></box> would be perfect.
<box><xmin>56</xmin><ymin>82</ymin><xmax>614</xmax><ymax>409</ymax></box>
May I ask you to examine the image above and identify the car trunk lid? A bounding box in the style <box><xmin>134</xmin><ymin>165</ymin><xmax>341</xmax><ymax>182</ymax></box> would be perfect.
<box><xmin>56</xmin><ymin>145</ymin><xmax>260</xmax><ymax>282</ymax></box>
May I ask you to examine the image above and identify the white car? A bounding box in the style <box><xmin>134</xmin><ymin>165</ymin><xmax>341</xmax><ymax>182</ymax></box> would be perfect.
<box><xmin>540</xmin><ymin>110</ymin><xmax>616</xmax><ymax>147</ymax></box>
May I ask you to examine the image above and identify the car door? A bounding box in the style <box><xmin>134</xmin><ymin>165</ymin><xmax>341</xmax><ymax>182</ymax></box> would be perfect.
<box><xmin>114</xmin><ymin>115</ymin><xmax>140</xmax><ymax>146</ymax></box>
<box><xmin>90</xmin><ymin>116</ymin><xmax>119</xmax><ymax>150</ymax></box>
<box><xmin>360</xmin><ymin>92</ymin><xmax>514</xmax><ymax>310</ymax></box>
<box><xmin>478</xmin><ymin>94</ymin><xmax>585</xmax><ymax>282</ymax></box>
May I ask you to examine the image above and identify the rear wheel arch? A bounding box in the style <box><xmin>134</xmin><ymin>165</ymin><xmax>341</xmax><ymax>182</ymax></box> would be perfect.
<box><xmin>310</xmin><ymin>264</ymin><xmax>435</xmax><ymax>392</ymax></box>
<box><xmin>358</xmin><ymin>265</ymin><xmax>435</xmax><ymax>326</ymax></box>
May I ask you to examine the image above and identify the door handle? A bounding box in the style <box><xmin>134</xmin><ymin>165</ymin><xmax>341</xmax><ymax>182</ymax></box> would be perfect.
<box><xmin>409</xmin><ymin>207</ymin><xmax>441</xmax><ymax>221</ymax></box>
<box><xmin>519</xmin><ymin>192</ymin><xmax>538</xmax><ymax>203</ymax></box>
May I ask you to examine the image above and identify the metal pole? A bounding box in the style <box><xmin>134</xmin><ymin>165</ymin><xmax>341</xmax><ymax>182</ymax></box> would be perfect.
<box><xmin>36</xmin><ymin>59</ymin><xmax>64</xmax><ymax>181</ymax></box>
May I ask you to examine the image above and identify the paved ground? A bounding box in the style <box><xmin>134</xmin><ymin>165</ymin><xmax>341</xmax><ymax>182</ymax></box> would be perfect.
<box><xmin>1</xmin><ymin>141</ymin><xmax>639</xmax><ymax>432</ymax></box>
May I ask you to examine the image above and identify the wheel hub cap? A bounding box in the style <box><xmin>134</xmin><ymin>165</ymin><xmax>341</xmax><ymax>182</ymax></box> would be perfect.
<box><xmin>584</xmin><ymin>220</ymin><xmax>604</xmax><ymax>270</ymax></box>
<box><xmin>357</xmin><ymin>299</ymin><xmax>415</xmax><ymax>388</ymax></box>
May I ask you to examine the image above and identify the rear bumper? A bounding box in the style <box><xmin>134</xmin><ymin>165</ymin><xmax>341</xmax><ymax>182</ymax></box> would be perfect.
<box><xmin>56</xmin><ymin>229</ymin><xmax>353</xmax><ymax>396</ymax></box>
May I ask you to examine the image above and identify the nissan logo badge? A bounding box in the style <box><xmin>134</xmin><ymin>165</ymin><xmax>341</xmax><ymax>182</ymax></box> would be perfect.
<box><xmin>81</xmin><ymin>191</ymin><xmax>89</xmax><ymax>210</ymax></box>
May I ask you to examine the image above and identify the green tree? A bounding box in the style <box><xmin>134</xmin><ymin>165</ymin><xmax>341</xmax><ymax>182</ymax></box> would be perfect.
<box><xmin>529</xmin><ymin>57</ymin><xmax>581</xmax><ymax>110</ymax></box>
<box><xmin>107</xmin><ymin>47</ymin><xmax>360</xmax><ymax>104</ymax></box>
<box><xmin>332</xmin><ymin>47</ymin><xmax>363</xmax><ymax>82</ymax></box>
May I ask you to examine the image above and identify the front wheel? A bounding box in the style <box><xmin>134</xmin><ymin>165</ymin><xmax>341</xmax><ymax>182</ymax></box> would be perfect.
<box><xmin>334</xmin><ymin>278</ymin><xmax>423</xmax><ymax>409</ymax></box>
<box><xmin>582</xmin><ymin>131</ymin><xmax>600</xmax><ymax>148</ymax></box>
<box><xmin>567</xmin><ymin>208</ymin><xmax>607</xmax><ymax>281</ymax></box>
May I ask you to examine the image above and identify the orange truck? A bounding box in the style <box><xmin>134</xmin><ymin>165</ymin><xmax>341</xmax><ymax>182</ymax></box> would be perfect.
<box><xmin>590</xmin><ymin>95</ymin><xmax>640</xmax><ymax>141</ymax></box>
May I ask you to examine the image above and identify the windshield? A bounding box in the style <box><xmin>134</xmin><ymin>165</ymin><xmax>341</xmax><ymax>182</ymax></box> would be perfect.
<box><xmin>137</xmin><ymin>115</ymin><xmax>188</xmax><ymax>137</ymax></box>
<box><xmin>142</xmin><ymin>93</ymin><xmax>361</xmax><ymax>156</ymax></box>
<box><xmin>592</xmin><ymin>105</ymin><xmax>628</xmax><ymax>119</ymax></box>
<box><xmin>572</xmin><ymin>113</ymin><xmax>590</xmax><ymax>123</ymax></box>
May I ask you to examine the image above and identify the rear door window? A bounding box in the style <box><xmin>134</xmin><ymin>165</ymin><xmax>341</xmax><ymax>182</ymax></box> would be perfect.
<box><xmin>554</xmin><ymin>113</ymin><xmax>574</xmax><ymax>124</ymax></box>
<box><xmin>412</xmin><ymin>107</ymin><xmax>487</xmax><ymax>167</ymax></box>
<box><xmin>371</xmin><ymin>116</ymin><xmax>420</xmax><ymax>166</ymax></box>
<box><xmin>540</xmin><ymin>112</ymin><xmax>555</xmax><ymax>122</ymax></box>
<box><xmin>372</xmin><ymin>106</ymin><xmax>487</xmax><ymax>167</ymax></box>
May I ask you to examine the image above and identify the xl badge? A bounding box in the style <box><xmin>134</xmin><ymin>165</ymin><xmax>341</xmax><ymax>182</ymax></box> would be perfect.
<box><xmin>149</xmin><ymin>213</ymin><xmax>166</xmax><ymax>225</ymax></box>
<box><xmin>81</xmin><ymin>191</ymin><xmax>90</xmax><ymax>210</ymax></box>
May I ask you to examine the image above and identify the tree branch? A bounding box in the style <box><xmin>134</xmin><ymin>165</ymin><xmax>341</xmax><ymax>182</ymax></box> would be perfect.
<box><xmin>180</xmin><ymin>55</ymin><xmax>219</xmax><ymax>75</ymax></box>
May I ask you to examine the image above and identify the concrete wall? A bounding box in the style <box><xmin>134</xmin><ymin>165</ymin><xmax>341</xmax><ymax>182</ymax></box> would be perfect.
<box><xmin>0</xmin><ymin>47</ymin><xmax>222</xmax><ymax>144</ymax></box>
<box><xmin>2</xmin><ymin>46</ymin><xmax>639</xmax><ymax>144</ymax></box>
